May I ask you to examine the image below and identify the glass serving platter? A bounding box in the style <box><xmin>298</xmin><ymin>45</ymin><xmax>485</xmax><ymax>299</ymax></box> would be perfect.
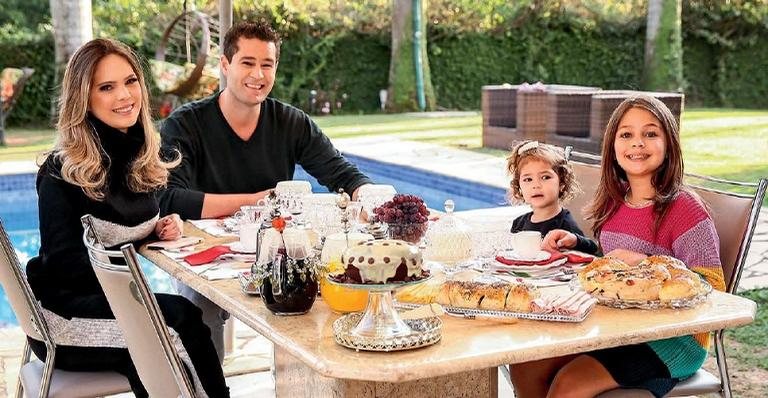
<box><xmin>394</xmin><ymin>301</ymin><xmax>591</xmax><ymax>323</ymax></box>
<box><xmin>333</xmin><ymin>312</ymin><xmax>442</xmax><ymax>352</ymax></box>
<box><xmin>569</xmin><ymin>277</ymin><xmax>713</xmax><ymax>310</ymax></box>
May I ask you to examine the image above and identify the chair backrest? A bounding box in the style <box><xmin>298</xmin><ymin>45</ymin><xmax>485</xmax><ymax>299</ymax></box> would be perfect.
<box><xmin>0</xmin><ymin>219</ymin><xmax>49</xmax><ymax>343</ymax></box>
<box><xmin>81</xmin><ymin>215</ymin><xmax>195</xmax><ymax>398</ymax></box>
<box><xmin>689</xmin><ymin>177</ymin><xmax>767</xmax><ymax>293</ymax></box>
<box><xmin>566</xmin><ymin>151</ymin><xmax>602</xmax><ymax>239</ymax></box>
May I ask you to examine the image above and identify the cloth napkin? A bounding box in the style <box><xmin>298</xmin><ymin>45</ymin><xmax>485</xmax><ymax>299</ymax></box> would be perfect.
<box><xmin>531</xmin><ymin>291</ymin><xmax>597</xmax><ymax>317</ymax></box>
<box><xmin>183</xmin><ymin>245</ymin><xmax>232</xmax><ymax>266</ymax></box>
<box><xmin>495</xmin><ymin>251</ymin><xmax>594</xmax><ymax>266</ymax></box>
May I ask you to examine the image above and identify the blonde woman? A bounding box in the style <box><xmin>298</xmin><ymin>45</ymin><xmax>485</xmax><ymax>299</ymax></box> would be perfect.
<box><xmin>26</xmin><ymin>38</ymin><xmax>229</xmax><ymax>397</ymax></box>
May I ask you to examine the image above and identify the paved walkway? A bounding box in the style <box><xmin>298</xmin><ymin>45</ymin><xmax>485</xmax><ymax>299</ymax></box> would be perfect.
<box><xmin>335</xmin><ymin>135</ymin><xmax>768</xmax><ymax>291</ymax></box>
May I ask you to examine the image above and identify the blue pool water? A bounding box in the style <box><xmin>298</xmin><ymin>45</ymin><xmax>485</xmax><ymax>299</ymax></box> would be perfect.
<box><xmin>0</xmin><ymin>155</ymin><xmax>506</xmax><ymax>326</ymax></box>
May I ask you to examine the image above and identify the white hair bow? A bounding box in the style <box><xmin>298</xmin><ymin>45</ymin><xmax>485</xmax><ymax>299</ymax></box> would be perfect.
<box><xmin>517</xmin><ymin>141</ymin><xmax>539</xmax><ymax>155</ymax></box>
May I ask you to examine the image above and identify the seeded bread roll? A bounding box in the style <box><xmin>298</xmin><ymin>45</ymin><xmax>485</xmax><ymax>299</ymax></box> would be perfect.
<box><xmin>504</xmin><ymin>284</ymin><xmax>536</xmax><ymax>312</ymax></box>
<box><xmin>434</xmin><ymin>280</ymin><xmax>537</xmax><ymax>313</ymax></box>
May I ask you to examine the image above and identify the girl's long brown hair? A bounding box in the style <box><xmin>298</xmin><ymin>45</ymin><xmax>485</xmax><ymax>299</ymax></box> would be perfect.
<box><xmin>586</xmin><ymin>95</ymin><xmax>690</xmax><ymax>239</ymax></box>
<box><xmin>51</xmin><ymin>38</ymin><xmax>179</xmax><ymax>201</ymax></box>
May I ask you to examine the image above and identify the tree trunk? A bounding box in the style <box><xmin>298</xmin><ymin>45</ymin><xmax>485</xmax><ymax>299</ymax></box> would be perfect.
<box><xmin>387</xmin><ymin>0</ymin><xmax>435</xmax><ymax>112</ymax></box>
<box><xmin>643</xmin><ymin>0</ymin><xmax>683</xmax><ymax>92</ymax></box>
<box><xmin>49</xmin><ymin>0</ymin><xmax>93</xmax><ymax>116</ymax></box>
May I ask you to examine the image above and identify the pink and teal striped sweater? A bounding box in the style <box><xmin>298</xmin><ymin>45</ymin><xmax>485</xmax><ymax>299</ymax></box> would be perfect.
<box><xmin>600</xmin><ymin>190</ymin><xmax>726</xmax><ymax>379</ymax></box>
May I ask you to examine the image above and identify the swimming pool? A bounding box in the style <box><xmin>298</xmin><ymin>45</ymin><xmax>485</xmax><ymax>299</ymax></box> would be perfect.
<box><xmin>0</xmin><ymin>155</ymin><xmax>506</xmax><ymax>326</ymax></box>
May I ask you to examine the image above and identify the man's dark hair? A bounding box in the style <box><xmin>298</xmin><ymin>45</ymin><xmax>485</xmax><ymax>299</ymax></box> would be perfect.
<box><xmin>223</xmin><ymin>20</ymin><xmax>281</xmax><ymax>62</ymax></box>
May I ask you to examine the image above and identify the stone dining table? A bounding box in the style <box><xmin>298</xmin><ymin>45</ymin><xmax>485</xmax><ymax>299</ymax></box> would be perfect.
<box><xmin>139</xmin><ymin>222</ymin><xmax>756</xmax><ymax>398</ymax></box>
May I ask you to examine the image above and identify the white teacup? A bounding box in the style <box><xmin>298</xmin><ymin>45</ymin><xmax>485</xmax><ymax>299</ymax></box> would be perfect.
<box><xmin>511</xmin><ymin>231</ymin><xmax>543</xmax><ymax>259</ymax></box>
<box><xmin>239</xmin><ymin>223</ymin><xmax>261</xmax><ymax>252</ymax></box>
<box><xmin>234</xmin><ymin>204</ymin><xmax>265</xmax><ymax>225</ymax></box>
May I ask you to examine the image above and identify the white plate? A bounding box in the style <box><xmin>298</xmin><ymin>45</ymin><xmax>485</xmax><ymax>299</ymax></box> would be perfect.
<box><xmin>229</xmin><ymin>242</ymin><xmax>258</xmax><ymax>254</ymax></box>
<box><xmin>497</xmin><ymin>250</ymin><xmax>551</xmax><ymax>262</ymax></box>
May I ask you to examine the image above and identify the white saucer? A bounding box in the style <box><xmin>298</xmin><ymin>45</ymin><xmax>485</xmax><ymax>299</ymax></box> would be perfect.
<box><xmin>498</xmin><ymin>250</ymin><xmax>551</xmax><ymax>262</ymax></box>
<box><xmin>229</xmin><ymin>242</ymin><xmax>258</xmax><ymax>254</ymax></box>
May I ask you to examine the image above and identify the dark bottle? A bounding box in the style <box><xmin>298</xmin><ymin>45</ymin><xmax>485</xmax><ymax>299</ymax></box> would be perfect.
<box><xmin>260</xmin><ymin>249</ymin><xmax>318</xmax><ymax>315</ymax></box>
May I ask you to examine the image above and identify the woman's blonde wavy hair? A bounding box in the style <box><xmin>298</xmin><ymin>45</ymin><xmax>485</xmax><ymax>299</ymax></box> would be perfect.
<box><xmin>51</xmin><ymin>38</ymin><xmax>179</xmax><ymax>201</ymax></box>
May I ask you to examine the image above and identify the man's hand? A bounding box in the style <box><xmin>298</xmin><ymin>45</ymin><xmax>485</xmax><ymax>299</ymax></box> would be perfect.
<box><xmin>541</xmin><ymin>229</ymin><xmax>577</xmax><ymax>252</ymax></box>
<box><xmin>604</xmin><ymin>249</ymin><xmax>647</xmax><ymax>266</ymax></box>
<box><xmin>156</xmin><ymin>214</ymin><xmax>183</xmax><ymax>241</ymax></box>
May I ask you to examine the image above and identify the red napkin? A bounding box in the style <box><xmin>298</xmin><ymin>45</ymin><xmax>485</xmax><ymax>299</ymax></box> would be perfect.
<box><xmin>565</xmin><ymin>252</ymin><xmax>594</xmax><ymax>264</ymax></box>
<box><xmin>495</xmin><ymin>251</ymin><xmax>567</xmax><ymax>266</ymax></box>
<box><xmin>183</xmin><ymin>245</ymin><xmax>232</xmax><ymax>266</ymax></box>
<box><xmin>494</xmin><ymin>251</ymin><xmax>596</xmax><ymax>266</ymax></box>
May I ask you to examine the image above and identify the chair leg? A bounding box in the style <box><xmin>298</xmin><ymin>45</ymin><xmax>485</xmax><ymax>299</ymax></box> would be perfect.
<box><xmin>16</xmin><ymin>341</ymin><xmax>31</xmax><ymax>398</ymax></box>
<box><xmin>38</xmin><ymin>344</ymin><xmax>56</xmax><ymax>398</ymax></box>
<box><xmin>713</xmin><ymin>330</ymin><xmax>732</xmax><ymax>398</ymax></box>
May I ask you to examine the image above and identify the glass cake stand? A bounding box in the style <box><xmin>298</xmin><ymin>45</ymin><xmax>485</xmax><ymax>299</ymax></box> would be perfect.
<box><xmin>327</xmin><ymin>276</ymin><xmax>442</xmax><ymax>351</ymax></box>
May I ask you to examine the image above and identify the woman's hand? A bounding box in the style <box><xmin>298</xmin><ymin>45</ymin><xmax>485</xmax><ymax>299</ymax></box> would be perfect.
<box><xmin>604</xmin><ymin>249</ymin><xmax>647</xmax><ymax>266</ymax></box>
<box><xmin>155</xmin><ymin>214</ymin><xmax>183</xmax><ymax>241</ymax></box>
<box><xmin>541</xmin><ymin>229</ymin><xmax>577</xmax><ymax>252</ymax></box>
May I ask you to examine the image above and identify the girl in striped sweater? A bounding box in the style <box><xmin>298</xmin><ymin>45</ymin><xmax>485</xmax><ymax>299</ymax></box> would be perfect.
<box><xmin>511</xmin><ymin>95</ymin><xmax>725</xmax><ymax>398</ymax></box>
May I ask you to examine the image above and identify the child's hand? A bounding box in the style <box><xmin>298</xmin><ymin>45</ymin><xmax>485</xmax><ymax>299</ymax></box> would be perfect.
<box><xmin>155</xmin><ymin>214</ymin><xmax>183</xmax><ymax>241</ymax></box>
<box><xmin>541</xmin><ymin>229</ymin><xmax>577</xmax><ymax>252</ymax></box>
<box><xmin>604</xmin><ymin>249</ymin><xmax>647</xmax><ymax>266</ymax></box>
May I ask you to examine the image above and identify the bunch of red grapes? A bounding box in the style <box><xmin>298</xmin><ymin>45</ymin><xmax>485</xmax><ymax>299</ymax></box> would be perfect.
<box><xmin>373</xmin><ymin>194</ymin><xmax>429</xmax><ymax>243</ymax></box>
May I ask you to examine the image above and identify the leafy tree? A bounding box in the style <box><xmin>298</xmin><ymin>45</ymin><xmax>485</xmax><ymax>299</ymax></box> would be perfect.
<box><xmin>643</xmin><ymin>0</ymin><xmax>684</xmax><ymax>92</ymax></box>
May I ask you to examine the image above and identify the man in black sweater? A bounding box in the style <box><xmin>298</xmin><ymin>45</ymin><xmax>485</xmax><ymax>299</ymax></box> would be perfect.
<box><xmin>159</xmin><ymin>21</ymin><xmax>372</xmax><ymax>359</ymax></box>
<box><xmin>159</xmin><ymin>22</ymin><xmax>371</xmax><ymax>220</ymax></box>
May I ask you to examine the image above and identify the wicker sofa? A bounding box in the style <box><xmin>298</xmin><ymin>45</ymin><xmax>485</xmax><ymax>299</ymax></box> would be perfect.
<box><xmin>547</xmin><ymin>90</ymin><xmax>684</xmax><ymax>154</ymax></box>
<box><xmin>481</xmin><ymin>84</ymin><xmax>599</xmax><ymax>150</ymax></box>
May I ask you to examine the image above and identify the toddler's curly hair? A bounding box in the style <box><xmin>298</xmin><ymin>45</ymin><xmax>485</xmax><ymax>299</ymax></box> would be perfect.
<box><xmin>506</xmin><ymin>140</ymin><xmax>580</xmax><ymax>204</ymax></box>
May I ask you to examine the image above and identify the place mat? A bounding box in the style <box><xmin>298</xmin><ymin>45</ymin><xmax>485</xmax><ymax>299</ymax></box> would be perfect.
<box><xmin>159</xmin><ymin>246</ymin><xmax>248</xmax><ymax>281</ymax></box>
<box><xmin>189</xmin><ymin>219</ymin><xmax>237</xmax><ymax>238</ymax></box>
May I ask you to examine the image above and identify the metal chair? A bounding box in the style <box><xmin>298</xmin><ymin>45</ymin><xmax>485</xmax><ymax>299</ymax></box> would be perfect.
<box><xmin>81</xmin><ymin>215</ymin><xmax>200</xmax><ymax>398</ymax></box>
<box><xmin>0</xmin><ymin>219</ymin><xmax>130</xmax><ymax>398</ymax></box>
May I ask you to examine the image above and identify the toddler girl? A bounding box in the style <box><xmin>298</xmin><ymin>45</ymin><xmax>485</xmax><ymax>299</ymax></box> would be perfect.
<box><xmin>507</xmin><ymin>140</ymin><xmax>598</xmax><ymax>255</ymax></box>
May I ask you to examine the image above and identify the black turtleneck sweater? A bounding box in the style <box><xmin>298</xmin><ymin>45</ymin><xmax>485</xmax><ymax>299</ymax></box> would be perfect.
<box><xmin>159</xmin><ymin>94</ymin><xmax>372</xmax><ymax>219</ymax></box>
<box><xmin>26</xmin><ymin>116</ymin><xmax>159</xmax><ymax>313</ymax></box>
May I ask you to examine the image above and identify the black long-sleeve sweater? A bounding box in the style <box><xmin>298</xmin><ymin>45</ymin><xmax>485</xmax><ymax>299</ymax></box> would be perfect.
<box><xmin>158</xmin><ymin>93</ymin><xmax>372</xmax><ymax>219</ymax></box>
<box><xmin>26</xmin><ymin>116</ymin><xmax>159</xmax><ymax>313</ymax></box>
<box><xmin>511</xmin><ymin>208</ymin><xmax>600</xmax><ymax>255</ymax></box>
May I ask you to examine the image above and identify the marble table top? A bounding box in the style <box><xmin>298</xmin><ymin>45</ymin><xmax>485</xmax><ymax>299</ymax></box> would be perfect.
<box><xmin>139</xmin><ymin>222</ymin><xmax>756</xmax><ymax>383</ymax></box>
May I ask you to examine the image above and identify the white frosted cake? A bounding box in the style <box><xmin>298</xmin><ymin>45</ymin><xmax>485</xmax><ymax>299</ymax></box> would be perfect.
<box><xmin>340</xmin><ymin>239</ymin><xmax>425</xmax><ymax>284</ymax></box>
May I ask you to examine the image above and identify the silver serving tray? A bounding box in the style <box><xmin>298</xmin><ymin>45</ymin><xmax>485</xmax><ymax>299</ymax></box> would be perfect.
<box><xmin>333</xmin><ymin>312</ymin><xmax>442</xmax><ymax>352</ymax></box>
<box><xmin>570</xmin><ymin>277</ymin><xmax>713</xmax><ymax>310</ymax></box>
<box><xmin>394</xmin><ymin>302</ymin><xmax>590</xmax><ymax>323</ymax></box>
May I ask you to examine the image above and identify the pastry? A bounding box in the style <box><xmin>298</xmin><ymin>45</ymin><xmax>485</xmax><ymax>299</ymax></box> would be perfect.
<box><xmin>579</xmin><ymin>255</ymin><xmax>704</xmax><ymax>302</ymax></box>
<box><xmin>340</xmin><ymin>239</ymin><xmax>425</xmax><ymax>283</ymax></box>
<box><xmin>659</xmin><ymin>277</ymin><xmax>698</xmax><ymax>302</ymax></box>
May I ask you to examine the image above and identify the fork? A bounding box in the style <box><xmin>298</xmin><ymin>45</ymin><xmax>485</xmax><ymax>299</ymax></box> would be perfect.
<box><xmin>197</xmin><ymin>262</ymin><xmax>222</xmax><ymax>277</ymax></box>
